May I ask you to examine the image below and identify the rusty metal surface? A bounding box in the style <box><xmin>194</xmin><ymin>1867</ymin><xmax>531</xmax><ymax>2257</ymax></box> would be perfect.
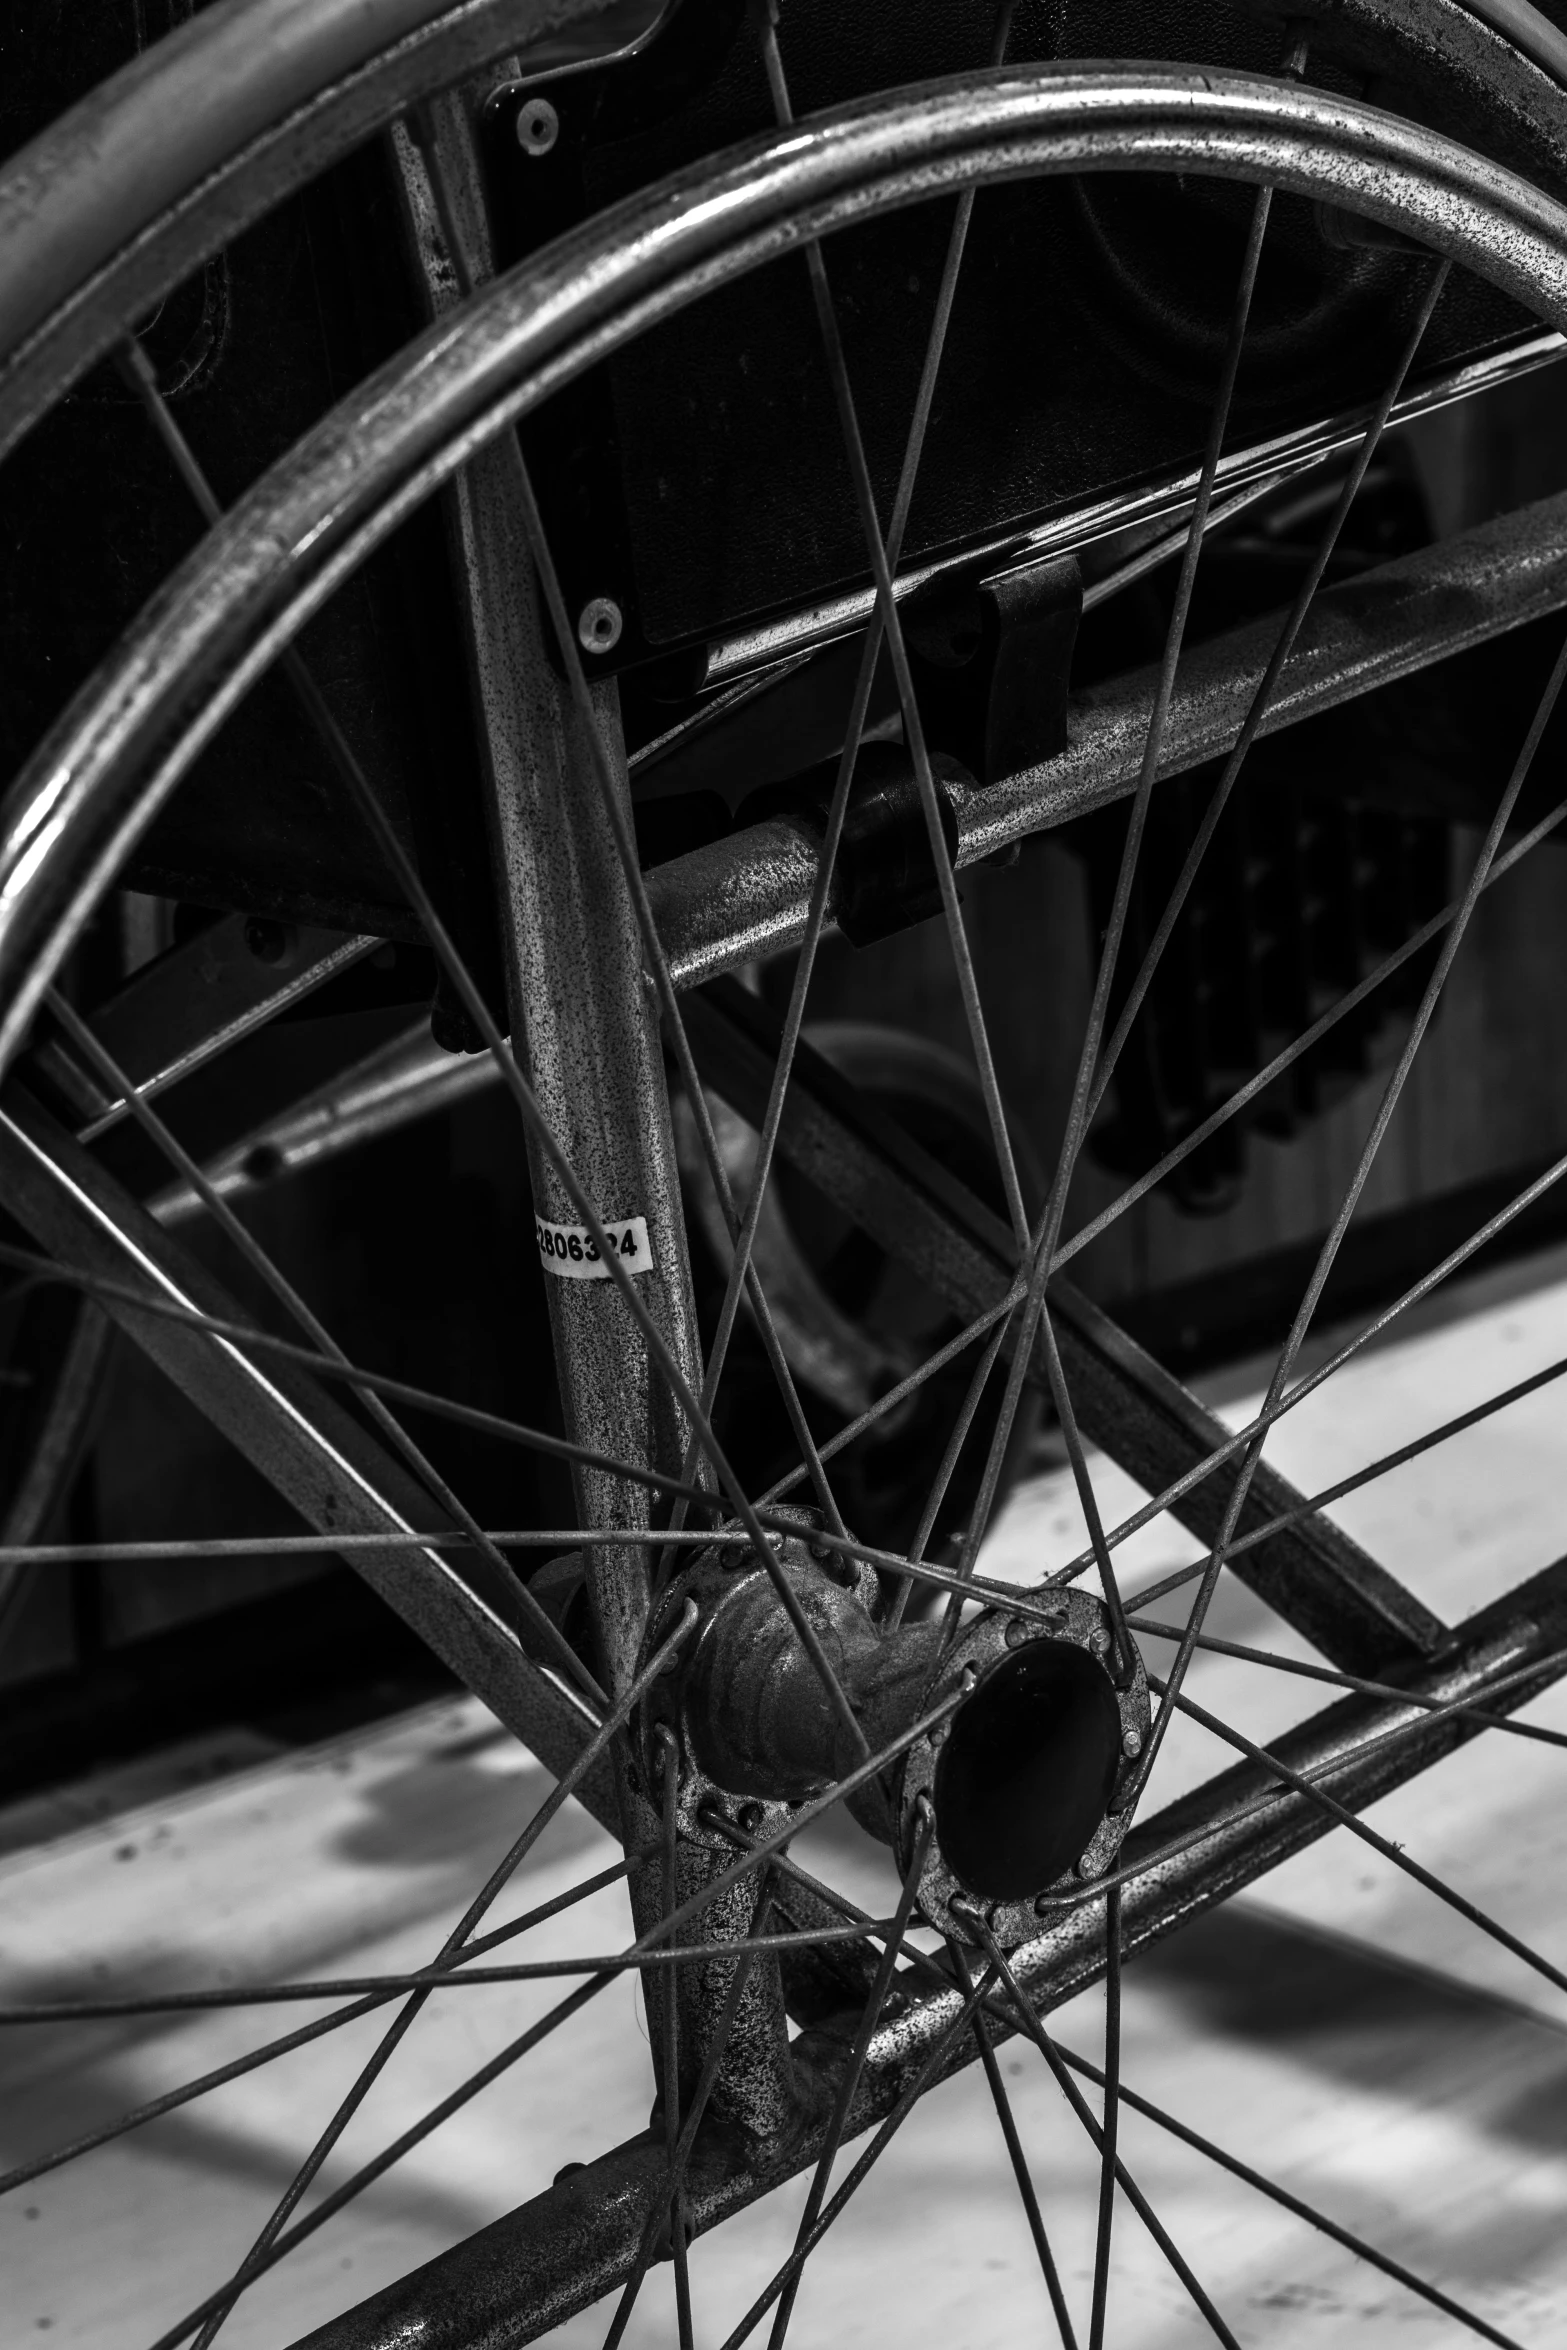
<box><xmin>398</xmin><ymin>88</ymin><xmax>799</xmax><ymax>2139</ymax></box>
<box><xmin>10</xmin><ymin>64</ymin><xmax>1567</xmax><ymax>1076</ymax></box>
<box><xmin>286</xmin><ymin>1550</ymin><xmax>1567</xmax><ymax>2350</ymax></box>
<box><xmin>650</xmin><ymin>490</ymin><xmax>1567</xmax><ymax>988</ymax></box>
<box><xmin>0</xmin><ymin>1082</ymin><xmax>617</xmax><ymax>1826</ymax></box>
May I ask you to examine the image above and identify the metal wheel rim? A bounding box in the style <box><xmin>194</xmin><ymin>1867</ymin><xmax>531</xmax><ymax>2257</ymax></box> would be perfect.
<box><xmin>8</xmin><ymin>62</ymin><xmax>1567</xmax><ymax>1070</ymax></box>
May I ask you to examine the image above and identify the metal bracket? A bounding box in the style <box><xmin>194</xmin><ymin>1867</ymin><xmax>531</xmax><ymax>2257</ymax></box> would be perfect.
<box><xmin>903</xmin><ymin>548</ymin><xmax>1083</xmax><ymax>785</ymax></box>
<box><xmin>744</xmin><ymin>741</ymin><xmax>969</xmax><ymax>948</ymax></box>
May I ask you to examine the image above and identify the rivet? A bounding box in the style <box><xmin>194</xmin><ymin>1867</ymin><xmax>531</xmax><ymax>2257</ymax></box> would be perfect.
<box><xmin>1122</xmin><ymin>1728</ymin><xmax>1143</xmax><ymax>1758</ymax></box>
<box><xmin>516</xmin><ymin>95</ymin><xmax>560</xmax><ymax>155</ymax></box>
<box><xmin>577</xmin><ymin>596</ymin><xmax>623</xmax><ymax>654</ymax></box>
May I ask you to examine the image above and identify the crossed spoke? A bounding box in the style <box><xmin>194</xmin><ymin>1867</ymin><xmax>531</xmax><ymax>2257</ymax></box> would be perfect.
<box><xmin>9</xmin><ymin>21</ymin><xmax>1567</xmax><ymax>2347</ymax></box>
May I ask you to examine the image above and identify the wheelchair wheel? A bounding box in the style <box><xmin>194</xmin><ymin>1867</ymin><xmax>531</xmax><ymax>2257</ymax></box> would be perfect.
<box><xmin>5</xmin><ymin>3</ymin><xmax>1567</xmax><ymax>2344</ymax></box>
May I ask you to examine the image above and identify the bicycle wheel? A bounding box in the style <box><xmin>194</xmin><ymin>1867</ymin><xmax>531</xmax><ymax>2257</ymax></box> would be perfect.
<box><xmin>5</xmin><ymin>5</ymin><xmax>1567</xmax><ymax>2347</ymax></box>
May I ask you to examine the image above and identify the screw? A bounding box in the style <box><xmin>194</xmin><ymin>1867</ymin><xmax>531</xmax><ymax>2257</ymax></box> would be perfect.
<box><xmin>515</xmin><ymin>95</ymin><xmax>560</xmax><ymax>155</ymax></box>
<box><xmin>244</xmin><ymin>916</ymin><xmax>292</xmax><ymax>966</ymax></box>
<box><xmin>577</xmin><ymin>596</ymin><xmax>623</xmax><ymax>654</ymax></box>
<box><xmin>1122</xmin><ymin>1727</ymin><xmax>1143</xmax><ymax>1758</ymax></box>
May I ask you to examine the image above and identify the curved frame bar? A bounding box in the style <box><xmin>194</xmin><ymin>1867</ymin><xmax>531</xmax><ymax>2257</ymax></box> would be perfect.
<box><xmin>3</xmin><ymin>0</ymin><xmax>1566</xmax><ymax>475</ymax></box>
<box><xmin>6</xmin><ymin>64</ymin><xmax>1567</xmax><ymax>1073</ymax></box>
<box><xmin>0</xmin><ymin>0</ymin><xmax>660</xmax><ymax>465</ymax></box>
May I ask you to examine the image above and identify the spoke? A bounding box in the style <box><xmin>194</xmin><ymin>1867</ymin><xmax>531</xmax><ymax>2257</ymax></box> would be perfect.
<box><xmin>1160</xmin><ymin>1674</ymin><xmax>1567</xmax><ymax>2003</ymax></box>
<box><xmin>0</xmin><ymin>1516</ymin><xmax>1059</xmax><ymax>1628</ymax></box>
<box><xmin>1205</xmin><ymin>1347</ymin><xmax>1567</xmax><ymax>1583</ymax></box>
<box><xmin>606</xmin><ymin>1870</ymin><xmax>778</xmax><ymax>2350</ymax></box>
<box><xmin>946</xmin><ymin>139</ymin><xmax>1286</xmax><ymax>1658</ymax></box>
<box><xmin>1128</xmin><ymin>616</ymin><xmax>1567</xmax><ymax>1809</ymax></box>
<box><xmin>889</xmin><ymin>1313</ymin><xmax>1010</xmax><ymax>1632</ymax></box>
<box><xmin>117</xmin><ymin>330</ymin><xmax>869</xmax><ymax>1783</ymax></box>
<box><xmin>717</xmin><ymin>1959</ymin><xmax>1004</xmax><ymax>2350</ymax></box>
<box><xmin>761</xmin><ymin>1296</ymin><xmax>1016</xmax><ymax>1506</ymax></box>
<box><xmin>0</xmin><ymin>1233</ymin><xmax>722</xmax><ymax>1522</ymax></box>
<box><xmin>144</xmin><ymin>1972</ymin><xmax>614</xmax><ymax>2350</ymax></box>
<box><xmin>1087</xmin><ymin>1885</ymin><xmax>1122</xmax><ymax>2350</ymax></box>
<box><xmin>966</xmin><ymin>1917</ymin><xmax>1243</xmax><ymax>2350</ymax></box>
<box><xmin>176</xmin><ymin>1606</ymin><xmax>693</xmax><ymax>2348</ymax></box>
<box><xmin>1032</xmin><ymin>1648</ymin><xmax>1567</xmax><ymax>1919</ymax></box>
<box><xmin>641</xmin><ymin>1685</ymin><xmax>965</xmax><ymax>1960</ymax></box>
<box><xmin>0</xmin><ymin>1856</ymin><xmax>637</xmax><ymax>2196</ymax></box>
<box><xmin>674</xmin><ymin>0</ymin><xmax>1023</xmax><ymax>1561</ymax></box>
<box><xmin>1045</xmin><ymin>1142</ymin><xmax>1567</xmax><ymax>1607</ymax></box>
<box><xmin>1131</xmin><ymin>1614</ymin><xmax>1567</xmax><ymax>1756</ymax></box>
<box><xmin>949</xmin><ymin>1938</ymin><xmax>1079</xmax><ymax>2350</ymax></box>
<box><xmin>1084</xmin><ymin>256</ymin><xmax>1451</xmax><ymax>1128</ymax></box>
<box><xmin>767</xmin><ymin>1803</ymin><xmax>937</xmax><ymax>2350</ymax></box>
<box><xmin>657</xmin><ymin>1732</ymin><xmax>696</xmax><ymax>2350</ymax></box>
<box><xmin>0</xmin><ymin>1925</ymin><xmax>900</xmax><ymax>2027</ymax></box>
<box><xmin>1059</xmin><ymin>785</ymin><xmax>1567</xmax><ymax>1274</ymax></box>
<box><xmin>752</xmin><ymin>0</ymin><xmax>1031</xmax><ymax>1256</ymax></box>
<box><xmin>1043</xmin><ymin>2043</ymin><xmax>1530</xmax><ymax>2350</ymax></box>
<box><xmin>1082</xmin><ymin>464</ymin><xmax>1320</xmax><ymax>615</ymax></box>
<box><xmin>45</xmin><ymin>987</ymin><xmax>598</xmax><ymax>1706</ymax></box>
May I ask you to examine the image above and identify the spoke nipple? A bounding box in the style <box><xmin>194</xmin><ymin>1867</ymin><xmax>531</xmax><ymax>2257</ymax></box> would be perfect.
<box><xmin>1121</xmin><ymin>1728</ymin><xmax>1143</xmax><ymax>1758</ymax></box>
<box><xmin>516</xmin><ymin>95</ymin><xmax>560</xmax><ymax>155</ymax></box>
<box><xmin>577</xmin><ymin>596</ymin><xmax>623</xmax><ymax>655</ymax></box>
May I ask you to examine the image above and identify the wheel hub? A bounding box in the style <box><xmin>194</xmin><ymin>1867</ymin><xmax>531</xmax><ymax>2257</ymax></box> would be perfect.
<box><xmin>639</xmin><ymin>1516</ymin><xmax>1149</xmax><ymax>1946</ymax></box>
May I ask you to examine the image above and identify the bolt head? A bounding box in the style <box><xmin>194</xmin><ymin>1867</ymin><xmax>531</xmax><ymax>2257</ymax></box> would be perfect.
<box><xmin>515</xmin><ymin>95</ymin><xmax>560</xmax><ymax>155</ymax></box>
<box><xmin>1121</xmin><ymin>1728</ymin><xmax>1143</xmax><ymax>1758</ymax></box>
<box><xmin>577</xmin><ymin>596</ymin><xmax>623</xmax><ymax>654</ymax></box>
<box><xmin>244</xmin><ymin>915</ymin><xmax>292</xmax><ymax>966</ymax></box>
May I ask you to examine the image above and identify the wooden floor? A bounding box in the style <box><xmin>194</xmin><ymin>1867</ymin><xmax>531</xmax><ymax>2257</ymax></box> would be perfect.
<box><xmin>4</xmin><ymin>1252</ymin><xmax>1567</xmax><ymax>2349</ymax></box>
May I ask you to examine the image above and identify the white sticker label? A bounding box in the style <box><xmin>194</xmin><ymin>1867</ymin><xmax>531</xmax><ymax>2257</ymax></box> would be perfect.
<box><xmin>535</xmin><ymin>1214</ymin><xmax>653</xmax><ymax>1281</ymax></box>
